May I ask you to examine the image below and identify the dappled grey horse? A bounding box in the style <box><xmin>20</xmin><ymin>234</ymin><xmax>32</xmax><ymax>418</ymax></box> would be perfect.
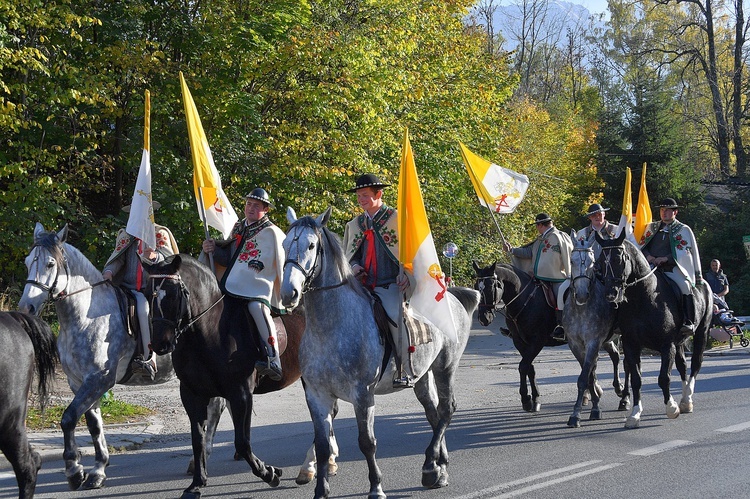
<box><xmin>564</xmin><ymin>232</ymin><xmax>629</xmax><ymax>428</ymax></box>
<box><xmin>280</xmin><ymin>208</ymin><xmax>479</xmax><ymax>499</ymax></box>
<box><xmin>16</xmin><ymin>224</ymin><xmax>223</xmax><ymax>490</ymax></box>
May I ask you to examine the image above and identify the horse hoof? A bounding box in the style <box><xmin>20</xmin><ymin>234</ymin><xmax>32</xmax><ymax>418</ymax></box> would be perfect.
<box><xmin>296</xmin><ymin>469</ymin><xmax>315</xmax><ymax>485</ymax></box>
<box><xmin>83</xmin><ymin>472</ymin><xmax>106</xmax><ymax>489</ymax></box>
<box><xmin>625</xmin><ymin>417</ymin><xmax>640</xmax><ymax>429</ymax></box>
<box><xmin>180</xmin><ymin>490</ymin><xmax>202</xmax><ymax>499</ymax></box>
<box><xmin>522</xmin><ymin>401</ymin><xmax>533</xmax><ymax>412</ymax></box>
<box><xmin>567</xmin><ymin>416</ymin><xmax>581</xmax><ymax>428</ymax></box>
<box><xmin>422</xmin><ymin>470</ymin><xmax>441</xmax><ymax>489</ymax></box>
<box><xmin>679</xmin><ymin>401</ymin><xmax>693</xmax><ymax>413</ymax></box>
<box><xmin>532</xmin><ymin>402</ymin><xmax>541</xmax><ymax>412</ymax></box>
<box><xmin>589</xmin><ymin>408</ymin><xmax>602</xmax><ymax>420</ymax></box>
<box><xmin>328</xmin><ymin>456</ymin><xmax>338</xmax><ymax>476</ymax></box>
<box><xmin>268</xmin><ymin>466</ymin><xmax>282</xmax><ymax>487</ymax></box>
<box><xmin>67</xmin><ymin>470</ymin><xmax>87</xmax><ymax>490</ymax></box>
<box><xmin>618</xmin><ymin>399</ymin><xmax>631</xmax><ymax>411</ymax></box>
<box><xmin>234</xmin><ymin>451</ymin><xmax>241</xmax><ymax>461</ymax></box>
<box><xmin>666</xmin><ymin>402</ymin><xmax>680</xmax><ymax>419</ymax></box>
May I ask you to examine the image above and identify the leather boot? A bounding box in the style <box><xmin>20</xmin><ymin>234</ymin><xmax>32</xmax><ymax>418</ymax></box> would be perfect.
<box><xmin>551</xmin><ymin>309</ymin><xmax>566</xmax><ymax>342</ymax></box>
<box><xmin>681</xmin><ymin>294</ymin><xmax>696</xmax><ymax>334</ymax></box>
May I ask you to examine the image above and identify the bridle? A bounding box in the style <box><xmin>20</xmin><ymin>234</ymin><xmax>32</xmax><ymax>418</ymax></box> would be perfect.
<box><xmin>149</xmin><ymin>273</ymin><xmax>223</xmax><ymax>341</ymax></box>
<box><xmin>475</xmin><ymin>272</ymin><xmax>536</xmax><ymax>327</ymax></box>
<box><xmin>600</xmin><ymin>244</ymin><xmax>657</xmax><ymax>302</ymax></box>
<box><xmin>25</xmin><ymin>244</ymin><xmax>70</xmax><ymax>303</ymax></box>
<box><xmin>570</xmin><ymin>246</ymin><xmax>596</xmax><ymax>294</ymax></box>
<box><xmin>283</xmin><ymin>223</ymin><xmax>346</xmax><ymax>293</ymax></box>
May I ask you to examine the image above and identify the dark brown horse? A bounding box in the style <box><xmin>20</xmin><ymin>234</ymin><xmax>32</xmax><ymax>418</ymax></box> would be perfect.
<box><xmin>0</xmin><ymin>311</ymin><xmax>57</xmax><ymax>499</ymax></box>
<box><xmin>145</xmin><ymin>254</ymin><xmax>311</xmax><ymax>499</ymax></box>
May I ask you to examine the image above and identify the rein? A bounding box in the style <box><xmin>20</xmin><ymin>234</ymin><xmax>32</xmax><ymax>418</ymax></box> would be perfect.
<box><xmin>478</xmin><ymin>273</ymin><xmax>536</xmax><ymax>328</ymax></box>
<box><xmin>600</xmin><ymin>245</ymin><xmax>658</xmax><ymax>298</ymax></box>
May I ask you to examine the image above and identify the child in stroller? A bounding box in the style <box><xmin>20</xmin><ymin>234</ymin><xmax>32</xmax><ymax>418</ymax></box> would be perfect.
<box><xmin>710</xmin><ymin>293</ymin><xmax>748</xmax><ymax>347</ymax></box>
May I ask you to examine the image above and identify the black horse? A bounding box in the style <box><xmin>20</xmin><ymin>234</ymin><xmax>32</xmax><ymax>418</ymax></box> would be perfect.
<box><xmin>145</xmin><ymin>254</ymin><xmax>307</xmax><ymax>499</ymax></box>
<box><xmin>473</xmin><ymin>261</ymin><xmax>626</xmax><ymax>412</ymax></box>
<box><xmin>0</xmin><ymin>311</ymin><xmax>57</xmax><ymax>499</ymax></box>
<box><xmin>597</xmin><ymin>231</ymin><xmax>711</xmax><ymax>428</ymax></box>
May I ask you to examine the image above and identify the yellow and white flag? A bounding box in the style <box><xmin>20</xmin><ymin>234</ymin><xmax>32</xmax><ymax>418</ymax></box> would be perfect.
<box><xmin>180</xmin><ymin>72</ymin><xmax>238</xmax><ymax>238</ymax></box>
<box><xmin>634</xmin><ymin>164</ymin><xmax>652</xmax><ymax>244</ymax></box>
<box><xmin>126</xmin><ymin>90</ymin><xmax>157</xmax><ymax>250</ymax></box>
<box><xmin>398</xmin><ymin>129</ymin><xmax>458</xmax><ymax>342</ymax></box>
<box><xmin>615</xmin><ymin>167</ymin><xmax>633</xmax><ymax>239</ymax></box>
<box><xmin>459</xmin><ymin>142</ymin><xmax>529</xmax><ymax>214</ymax></box>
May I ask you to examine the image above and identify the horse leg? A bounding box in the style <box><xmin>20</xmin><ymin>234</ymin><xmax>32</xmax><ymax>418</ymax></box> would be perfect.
<box><xmin>81</xmin><ymin>405</ymin><xmax>109</xmax><ymax>489</ymax></box>
<box><xmin>180</xmin><ymin>386</ymin><xmax>211</xmax><ymax>499</ymax></box>
<box><xmin>659</xmin><ymin>343</ymin><xmax>679</xmax><ymax>419</ymax></box>
<box><xmin>675</xmin><ymin>344</ymin><xmax>694</xmax><ymax>413</ymax></box>
<box><xmin>305</xmin><ymin>391</ymin><xmax>338</xmax><ymax>499</ymax></box>
<box><xmin>60</xmin><ymin>380</ymin><xmax>113</xmax><ymax>490</ymax></box>
<box><xmin>414</xmin><ymin>371</ymin><xmax>452</xmax><ymax>489</ymax></box>
<box><xmin>619</xmin><ymin>358</ymin><xmax>631</xmax><ymax>411</ymax></box>
<box><xmin>0</xmin><ymin>429</ymin><xmax>41</xmax><ymax>499</ymax></box>
<box><xmin>588</xmin><ymin>356</ymin><xmax>602</xmax><ymax>420</ymax></box>
<box><xmin>352</xmin><ymin>394</ymin><xmax>385</xmax><ymax>499</ymax></box>
<box><xmin>296</xmin><ymin>387</ymin><xmax>340</xmax><ymax>486</ymax></box>
<box><xmin>187</xmin><ymin>397</ymin><xmax>226</xmax><ymax>475</ymax></box>
<box><xmin>518</xmin><ymin>344</ymin><xmax>544</xmax><ymax>412</ymax></box>
<box><xmin>623</xmin><ymin>344</ymin><xmax>643</xmax><ymax>429</ymax></box>
<box><xmin>603</xmin><ymin>339</ymin><xmax>623</xmax><ymax>397</ymax></box>
<box><xmin>568</xmin><ymin>343</ymin><xmax>596</xmax><ymax>427</ymax></box>
<box><xmin>227</xmin><ymin>390</ymin><xmax>282</xmax><ymax>488</ymax></box>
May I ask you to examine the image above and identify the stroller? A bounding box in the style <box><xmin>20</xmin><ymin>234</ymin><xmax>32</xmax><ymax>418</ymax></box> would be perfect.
<box><xmin>710</xmin><ymin>305</ymin><xmax>748</xmax><ymax>347</ymax></box>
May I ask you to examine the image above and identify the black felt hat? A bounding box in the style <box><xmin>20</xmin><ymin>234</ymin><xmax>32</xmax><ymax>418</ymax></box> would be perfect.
<box><xmin>657</xmin><ymin>198</ymin><xmax>680</xmax><ymax>209</ymax></box>
<box><xmin>585</xmin><ymin>203</ymin><xmax>609</xmax><ymax>217</ymax></box>
<box><xmin>347</xmin><ymin>173</ymin><xmax>391</xmax><ymax>193</ymax></box>
<box><xmin>245</xmin><ymin>188</ymin><xmax>274</xmax><ymax>209</ymax></box>
<box><xmin>530</xmin><ymin>213</ymin><xmax>553</xmax><ymax>225</ymax></box>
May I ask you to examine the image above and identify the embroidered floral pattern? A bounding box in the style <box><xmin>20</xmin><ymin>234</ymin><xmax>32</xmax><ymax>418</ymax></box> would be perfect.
<box><xmin>155</xmin><ymin>231</ymin><xmax>167</xmax><ymax>248</ymax></box>
<box><xmin>238</xmin><ymin>239</ymin><xmax>261</xmax><ymax>263</ymax></box>
<box><xmin>115</xmin><ymin>234</ymin><xmax>130</xmax><ymax>252</ymax></box>
<box><xmin>380</xmin><ymin>227</ymin><xmax>397</xmax><ymax>247</ymax></box>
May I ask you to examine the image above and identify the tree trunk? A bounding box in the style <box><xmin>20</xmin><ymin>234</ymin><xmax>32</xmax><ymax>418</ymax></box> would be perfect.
<box><xmin>732</xmin><ymin>0</ymin><xmax>747</xmax><ymax>177</ymax></box>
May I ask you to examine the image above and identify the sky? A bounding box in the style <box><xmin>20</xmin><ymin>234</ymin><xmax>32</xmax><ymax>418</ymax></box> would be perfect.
<box><xmin>579</xmin><ymin>0</ymin><xmax>610</xmax><ymax>14</ymax></box>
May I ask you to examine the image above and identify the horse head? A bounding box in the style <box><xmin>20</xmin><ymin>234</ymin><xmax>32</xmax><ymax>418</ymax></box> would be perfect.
<box><xmin>144</xmin><ymin>255</ymin><xmax>189</xmax><ymax>355</ymax></box>
<box><xmin>473</xmin><ymin>261</ymin><xmax>503</xmax><ymax>326</ymax></box>
<box><xmin>570</xmin><ymin>230</ymin><xmax>596</xmax><ymax>305</ymax></box>
<box><xmin>18</xmin><ymin>223</ymin><xmax>71</xmax><ymax>316</ymax></box>
<box><xmin>281</xmin><ymin>206</ymin><xmax>337</xmax><ymax>310</ymax></box>
<box><xmin>596</xmin><ymin>229</ymin><xmax>629</xmax><ymax>304</ymax></box>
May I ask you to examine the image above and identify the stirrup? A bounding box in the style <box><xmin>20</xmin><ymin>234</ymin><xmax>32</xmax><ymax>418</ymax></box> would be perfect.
<box><xmin>255</xmin><ymin>359</ymin><xmax>282</xmax><ymax>381</ymax></box>
<box><xmin>680</xmin><ymin>322</ymin><xmax>695</xmax><ymax>334</ymax></box>
<box><xmin>551</xmin><ymin>327</ymin><xmax>566</xmax><ymax>342</ymax></box>
<box><xmin>393</xmin><ymin>375</ymin><xmax>414</xmax><ymax>389</ymax></box>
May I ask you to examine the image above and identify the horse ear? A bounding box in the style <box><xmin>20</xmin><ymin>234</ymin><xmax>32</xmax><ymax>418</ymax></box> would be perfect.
<box><xmin>172</xmin><ymin>254</ymin><xmax>182</xmax><ymax>272</ymax></box>
<box><xmin>570</xmin><ymin>229</ymin><xmax>577</xmax><ymax>240</ymax></box>
<box><xmin>33</xmin><ymin>222</ymin><xmax>45</xmax><ymax>241</ymax></box>
<box><xmin>57</xmin><ymin>224</ymin><xmax>69</xmax><ymax>244</ymax></box>
<box><xmin>317</xmin><ymin>206</ymin><xmax>332</xmax><ymax>227</ymax></box>
<box><xmin>286</xmin><ymin>206</ymin><xmax>298</xmax><ymax>225</ymax></box>
<box><xmin>472</xmin><ymin>260</ymin><xmax>480</xmax><ymax>273</ymax></box>
<box><xmin>615</xmin><ymin>228</ymin><xmax>626</xmax><ymax>244</ymax></box>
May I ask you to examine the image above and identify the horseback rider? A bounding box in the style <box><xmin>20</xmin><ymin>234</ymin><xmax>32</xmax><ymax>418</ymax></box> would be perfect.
<box><xmin>576</xmin><ymin>203</ymin><xmax>618</xmax><ymax>259</ymax></box>
<box><xmin>503</xmin><ymin>213</ymin><xmax>573</xmax><ymax>342</ymax></box>
<box><xmin>102</xmin><ymin>202</ymin><xmax>179</xmax><ymax>380</ymax></box>
<box><xmin>639</xmin><ymin>197</ymin><xmax>703</xmax><ymax>334</ymax></box>
<box><xmin>343</xmin><ymin>173</ymin><xmax>414</xmax><ymax>389</ymax></box>
<box><xmin>202</xmin><ymin>188</ymin><xmax>286</xmax><ymax>381</ymax></box>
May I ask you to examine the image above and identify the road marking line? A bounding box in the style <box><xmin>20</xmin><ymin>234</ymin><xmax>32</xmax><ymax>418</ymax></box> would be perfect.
<box><xmin>716</xmin><ymin>421</ymin><xmax>750</xmax><ymax>433</ymax></box>
<box><xmin>628</xmin><ymin>440</ymin><xmax>692</xmax><ymax>456</ymax></box>
<box><xmin>452</xmin><ymin>460</ymin><xmax>610</xmax><ymax>499</ymax></box>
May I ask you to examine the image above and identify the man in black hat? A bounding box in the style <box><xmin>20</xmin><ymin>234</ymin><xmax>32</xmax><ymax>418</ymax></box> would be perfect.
<box><xmin>576</xmin><ymin>203</ymin><xmax>618</xmax><ymax>259</ymax></box>
<box><xmin>343</xmin><ymin>173</ymin><xmax>414</xmax><ymax>388</ymax></box>
<box><xmin>202</xmin><ymin>187</ymin><xmax>287</xmax><ymax>381</ymax></box>
<box><xmin>503</xmin><ymin>213</ymin><xmax>573</xmax><ymax>341</ymax></box>
<box><xmin>640</xmin><ymin>198</ymin><xmax>703</xmax><ymax>334</ymax></box>
<box><xmin>103</xmin><ymin>202</ymin><xmax>179</xmax><ymax>380</ymax></box>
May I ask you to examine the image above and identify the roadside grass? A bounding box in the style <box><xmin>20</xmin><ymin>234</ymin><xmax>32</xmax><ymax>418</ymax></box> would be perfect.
<box><xmin>27</xmin><ymin>390</ymin><xmax>154</xmax><ymax>431</ymax></box>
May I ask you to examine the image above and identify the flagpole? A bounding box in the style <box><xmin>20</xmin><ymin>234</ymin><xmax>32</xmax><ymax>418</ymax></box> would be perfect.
<box><xmin>198</xmin><ymin>187</ymin><xmax>216</xmax><ymax>273</ymax></box>
<box><xmin>459</xmin><ymin>145</ymin><xmax>508</xmax><ymax>246</ymax></box>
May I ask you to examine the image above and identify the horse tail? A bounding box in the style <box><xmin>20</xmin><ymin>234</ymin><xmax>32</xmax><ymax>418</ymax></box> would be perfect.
<box><xmin>9</xmin><ymin>311</ymin><xmax>58</xmax><ymax>411</ymax></box>
<box><xmin>448</xmin><ymin>287</ymin><xmax>481</xmax><ymax>316</ymax></box>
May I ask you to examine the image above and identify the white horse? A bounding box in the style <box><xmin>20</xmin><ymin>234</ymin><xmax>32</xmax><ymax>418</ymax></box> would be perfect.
<box><xmin>280</xmin><ymin>208</ymin><xmax>479</xmax><ymax>499</ymax></box>
<box><xmin>17</xmin><ymin>224</ymin><xmax>224</xmax><ymax>490</ymax></box>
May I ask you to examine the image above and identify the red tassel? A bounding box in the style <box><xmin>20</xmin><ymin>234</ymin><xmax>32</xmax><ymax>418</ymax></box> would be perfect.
<box><xmin>408</xmin><ymin>345</ymin><xmax>416</xmax><ymax>353</ymax></box>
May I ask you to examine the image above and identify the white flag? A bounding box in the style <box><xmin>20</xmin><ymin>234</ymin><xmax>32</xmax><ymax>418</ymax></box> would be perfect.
<box><xmin>126</xmin><ymin>90</ymin><xmax>156</xmax><ymax>250</ymax></box>
<box><xmin>460</xmin><ymin>142</ymin><xmax>529</xmax><ymax>214</ymax></box>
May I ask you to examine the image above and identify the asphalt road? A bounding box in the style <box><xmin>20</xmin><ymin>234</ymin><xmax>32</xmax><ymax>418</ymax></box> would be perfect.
<box><xmin>2</xmin><ymin>319</ymin><xmax>750</xmax><ymax>499</ymax></box>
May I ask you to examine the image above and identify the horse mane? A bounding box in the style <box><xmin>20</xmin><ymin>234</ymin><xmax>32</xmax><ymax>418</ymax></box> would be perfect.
<box><xmin>622</xmin><ymin>238</ymin><xmax>652</xmax><ymax>275</ymax></box>
<box><xmin>448</xmin><ymin>287</ymin><xmax>480</xmax><ymax>315</ymax></box>
<box><xmin>35</xmin><ymin>230</ymin><xmax>102</xmax><ymax>281</ymax></box>
<box><xmin>289</xmin><ymin>216</ymin><xmax>369</xmax><ymax>300</ymax></box>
